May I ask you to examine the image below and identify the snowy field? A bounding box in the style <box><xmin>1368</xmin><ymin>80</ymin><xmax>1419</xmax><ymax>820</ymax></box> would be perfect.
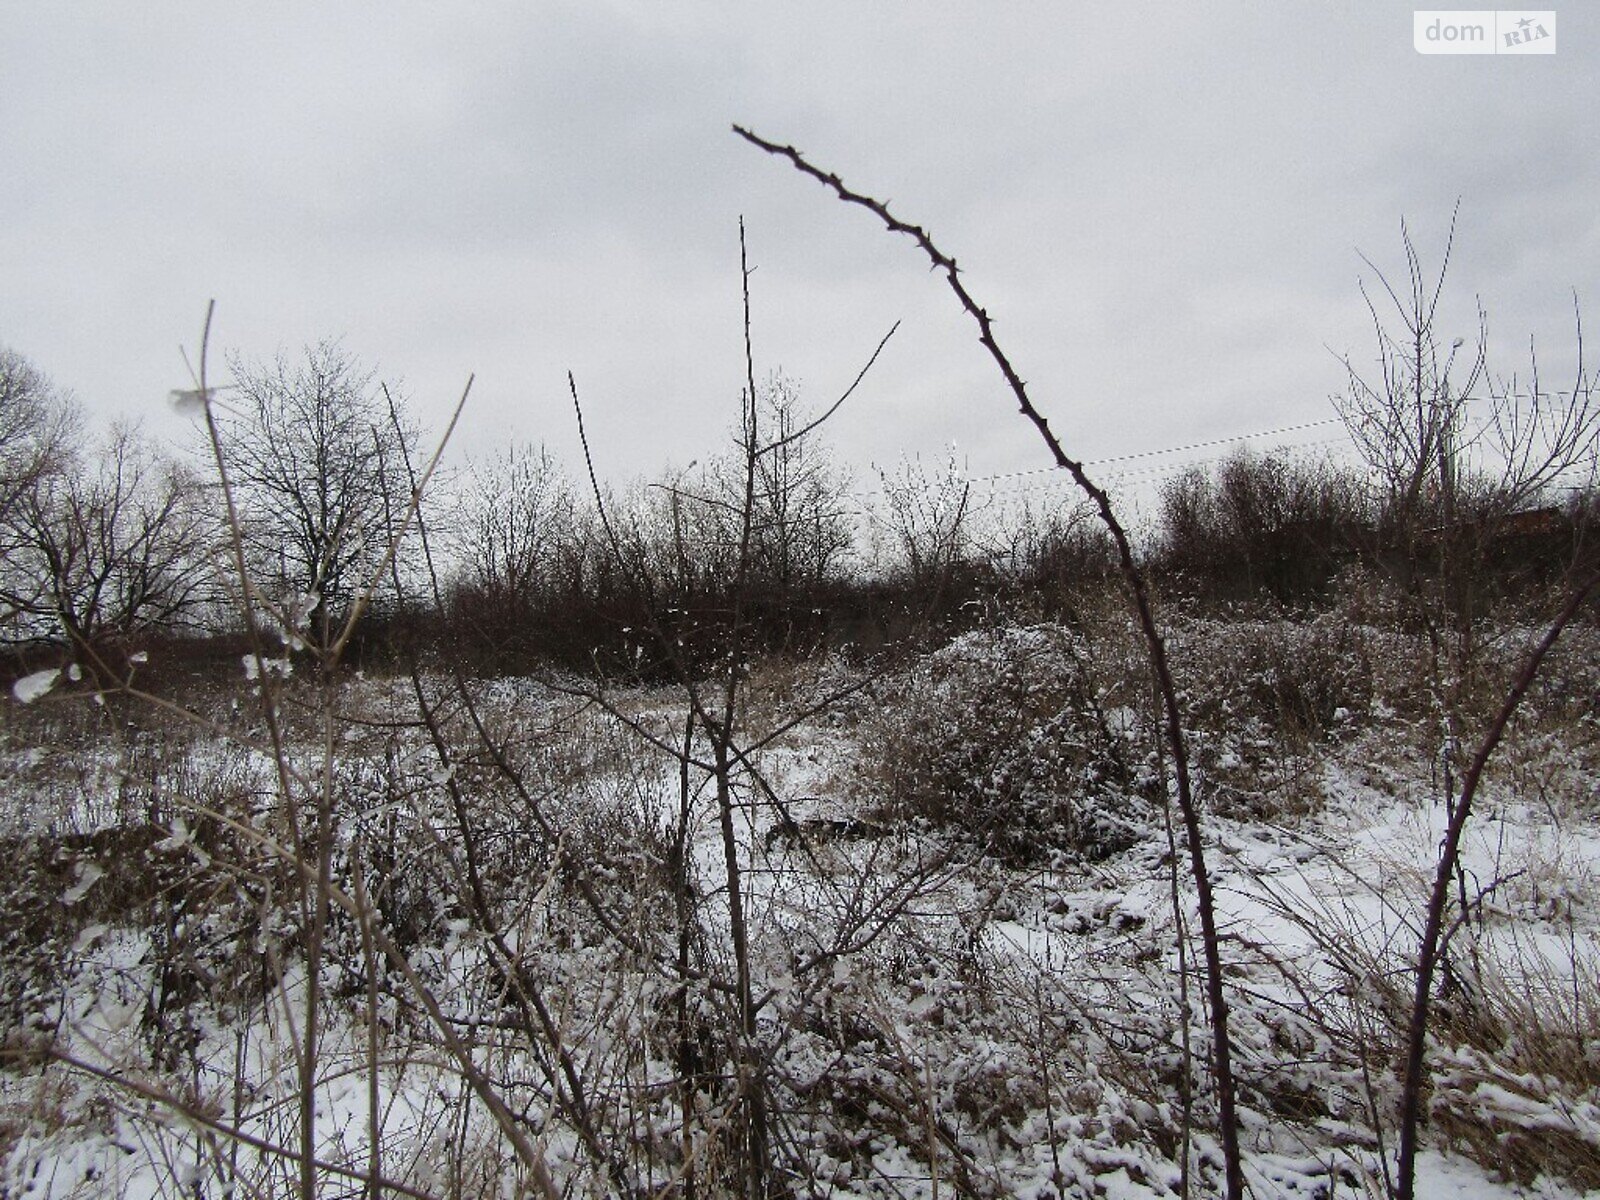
<box><xmin>2</xmin><ymin>612</ymin><xmax>1597</xmax><ymax>1199</ymax></box>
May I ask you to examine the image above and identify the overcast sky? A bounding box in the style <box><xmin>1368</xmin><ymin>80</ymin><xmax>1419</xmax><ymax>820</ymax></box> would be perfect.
<box><xmin>3</xmin><ymin>3</ymin><xmax>1595</xmax><ymax>516</ymax></box>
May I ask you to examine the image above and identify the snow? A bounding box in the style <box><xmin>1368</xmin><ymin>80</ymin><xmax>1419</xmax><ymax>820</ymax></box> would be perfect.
<box><xmin>4</xmin><ymin>618</ymin><xmax>1598</xmax><ymax>1198</ymax></box>
<box><xmin>60</xmin><ymin>862</ymin><xmax>103</xmax><ymax>906</ymax></box>
<box><xmin>12</xmin><ymin>667</ymin><xmax>61</xmax><ymax>704</ymax></box>
<box><xmin>241</xmin><ymin>652</ymin><xmax>291</xmax><ymax>680</ymax></box>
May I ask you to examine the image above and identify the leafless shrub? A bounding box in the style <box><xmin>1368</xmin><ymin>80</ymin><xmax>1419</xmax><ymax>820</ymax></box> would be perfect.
<box><xmin>1156</xmin><ymin>449</ymin><xmax>1371</xmax><ymax>609</ymax></box>
<box><xmin>1162</xmin><ymin>611</ymin><xmax>1377</xmax><ymax>822</ymax></box>
<box><xmin>1183</xmin><ymin>613</ymin><xmax>1375</xmax><ymax>743</ymax></box>
<box><xmin>975</xmin><ymin>494</ymin><xmax>1115</xmax><ymax>619</ymax></box>
<box><xmin>872</xmin><ymin>448</ymin><xmax>973</xmax><ymax>595</ymax></box>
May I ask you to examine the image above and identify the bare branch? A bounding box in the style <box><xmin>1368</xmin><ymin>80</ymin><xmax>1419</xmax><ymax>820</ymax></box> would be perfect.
<box><xmin>736</xmin><ymin>122</ymin><xmax>1246</xmax><ymax>1200</ymax></box>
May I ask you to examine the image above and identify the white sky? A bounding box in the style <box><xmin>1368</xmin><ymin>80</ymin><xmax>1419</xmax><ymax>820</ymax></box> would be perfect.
<box><xmin>3</xmin><ymin>3</ymin><xmax>1596</xmax><ymax>515</ymax></box>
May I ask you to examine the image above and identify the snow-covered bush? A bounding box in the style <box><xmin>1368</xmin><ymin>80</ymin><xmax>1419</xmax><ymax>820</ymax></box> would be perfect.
<box><xmin>863</xmin><ymin>624</ymin><xmax>1154</xmax><ymax>863</ymax></box>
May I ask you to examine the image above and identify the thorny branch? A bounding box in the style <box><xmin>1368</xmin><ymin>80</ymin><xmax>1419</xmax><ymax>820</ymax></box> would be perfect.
<box><xmin>735</xmin><ymin>123</ymin><xmax>1246</xmax><ymax>1200</ymax></box>
<box><xmin>1395</xmin><ymin>563</ymin><xmax>1600</xmax><ymax>1200</ymax></box>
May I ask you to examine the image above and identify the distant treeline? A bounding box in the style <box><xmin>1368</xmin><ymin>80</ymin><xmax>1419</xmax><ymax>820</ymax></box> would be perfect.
<box><xmin>4</xmin><ymin>340</ymin><xmax>1595</xmax><ymax>686</ymax></box>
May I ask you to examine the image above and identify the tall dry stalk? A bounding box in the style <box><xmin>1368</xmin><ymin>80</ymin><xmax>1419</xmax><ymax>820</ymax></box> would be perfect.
<box><xmin>735</xmin><ymin>124</ymin><xmax>1246</xmax><ymax>1200</ymax></box>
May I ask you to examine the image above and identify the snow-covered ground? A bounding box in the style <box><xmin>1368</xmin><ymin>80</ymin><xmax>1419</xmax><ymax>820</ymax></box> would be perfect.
<box><xmin>3</xmin><ymin>617</ymin><xmax>1597</xmax><ymax>1198</ymax></box>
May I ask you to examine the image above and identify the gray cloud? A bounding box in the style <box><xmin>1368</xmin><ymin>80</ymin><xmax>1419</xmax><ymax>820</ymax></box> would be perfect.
<box><xmin>2</xmin><ymin>2</ymin><xmax>1596</xmax><ymax>505</ymax></box>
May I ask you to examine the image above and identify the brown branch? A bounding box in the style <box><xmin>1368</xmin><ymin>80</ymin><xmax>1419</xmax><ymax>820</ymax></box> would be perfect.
<box><xmin>761</xmin><ymin>319</ymin><xmax>900</xmax><ymax>456</ymax></box>
<box><xmin>735</xmin><ymin>123</ymin><xmax>1245</xmax><ymax>1200</ymax></box>
<box><xmin>1395</xmin><ymin>565</ymin><xmax>1600</xmax><ymax>1199</ymax></box>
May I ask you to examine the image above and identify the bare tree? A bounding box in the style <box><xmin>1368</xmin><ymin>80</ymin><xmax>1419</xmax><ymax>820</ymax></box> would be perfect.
<box><xmin>0</xmin><ymin>348</ymin><xmax>76</xmax><ymax>517</ymax></box>
<box><xmin>1336</xmin><ymin>220</ymin><xmax>1486</xmax><ymax>550</ymax></box>
<box><xmin>1</xmin><ymin>422</ymin><xmax>212</xmax><ymax>662</ymax></box>
<box><xmin>874</xmin><ymin>448</ymin><xmax>972</xmax><ymax>590</ymax></box>
<box><xmin>220</xmin><ymin>342</ymin><xmax>419</xmax><ymax>641</ymax></box>
<box><xmin>0</xmin><ymin>348</ymin><xmax>79</xmax><ymax>634</ymax></box>
<box><xmin>1335</xmin><ymin>214</ymin><xmax>1600</xmax><ymax>1200</ymax></box>
<box><xmin>1335</xmin><ymin>212</ymin><xmax>1598</xmax><ymax>646</ymax></box>
<box><xmin>741</xmin><ymin>373</ymin><xmax>855</xmax><ymax>599</ymax></box>
<box><xmin>448</xmin><ymin>441</ymin><xmax>577</xmax><ymax>630</ymax></box>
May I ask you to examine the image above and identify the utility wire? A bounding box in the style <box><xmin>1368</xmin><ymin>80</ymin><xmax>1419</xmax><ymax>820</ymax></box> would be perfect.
<box><xmin>847</xmin><ymin>416</ymin><xmax>1354</xmax><ymax>507</ymax></box>
<box><xmin>970</xmin><ymin>417</ymin><xmax>1346</xmax><ymax>485</ymax></box>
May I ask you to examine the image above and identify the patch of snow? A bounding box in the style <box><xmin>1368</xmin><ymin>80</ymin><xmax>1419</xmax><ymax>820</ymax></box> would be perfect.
<box><xmin>61</xmin><ymin>862</ymin><xmax>104</xmax><ymax>906</ymax></box>
<box><xmin>12</xmin><ymin>667</ymin><xmax>61</xmax><ymax>704</ymax></box>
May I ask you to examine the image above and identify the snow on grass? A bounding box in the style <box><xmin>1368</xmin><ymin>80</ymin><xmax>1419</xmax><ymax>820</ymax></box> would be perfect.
<box><xmin>4</xmin><ymin>633</ymin><xmax>1599</xmax><ymax>1199</ymax></box>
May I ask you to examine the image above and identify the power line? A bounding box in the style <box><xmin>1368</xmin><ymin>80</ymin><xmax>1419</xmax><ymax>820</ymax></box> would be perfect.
<box><xmin>850</xmin><ymin>415</ymin><xmax>1353</xmax><ymax>506</ymax></box>
<box><xmin>968</xmin><ymin>417</ymin><xmax>1347</xmax><ymax>486</ymax></box>
<box><xmin>968</xmin><ymin>437</ymin><xmax>1354</xmax><ymax>501</ymax></box>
